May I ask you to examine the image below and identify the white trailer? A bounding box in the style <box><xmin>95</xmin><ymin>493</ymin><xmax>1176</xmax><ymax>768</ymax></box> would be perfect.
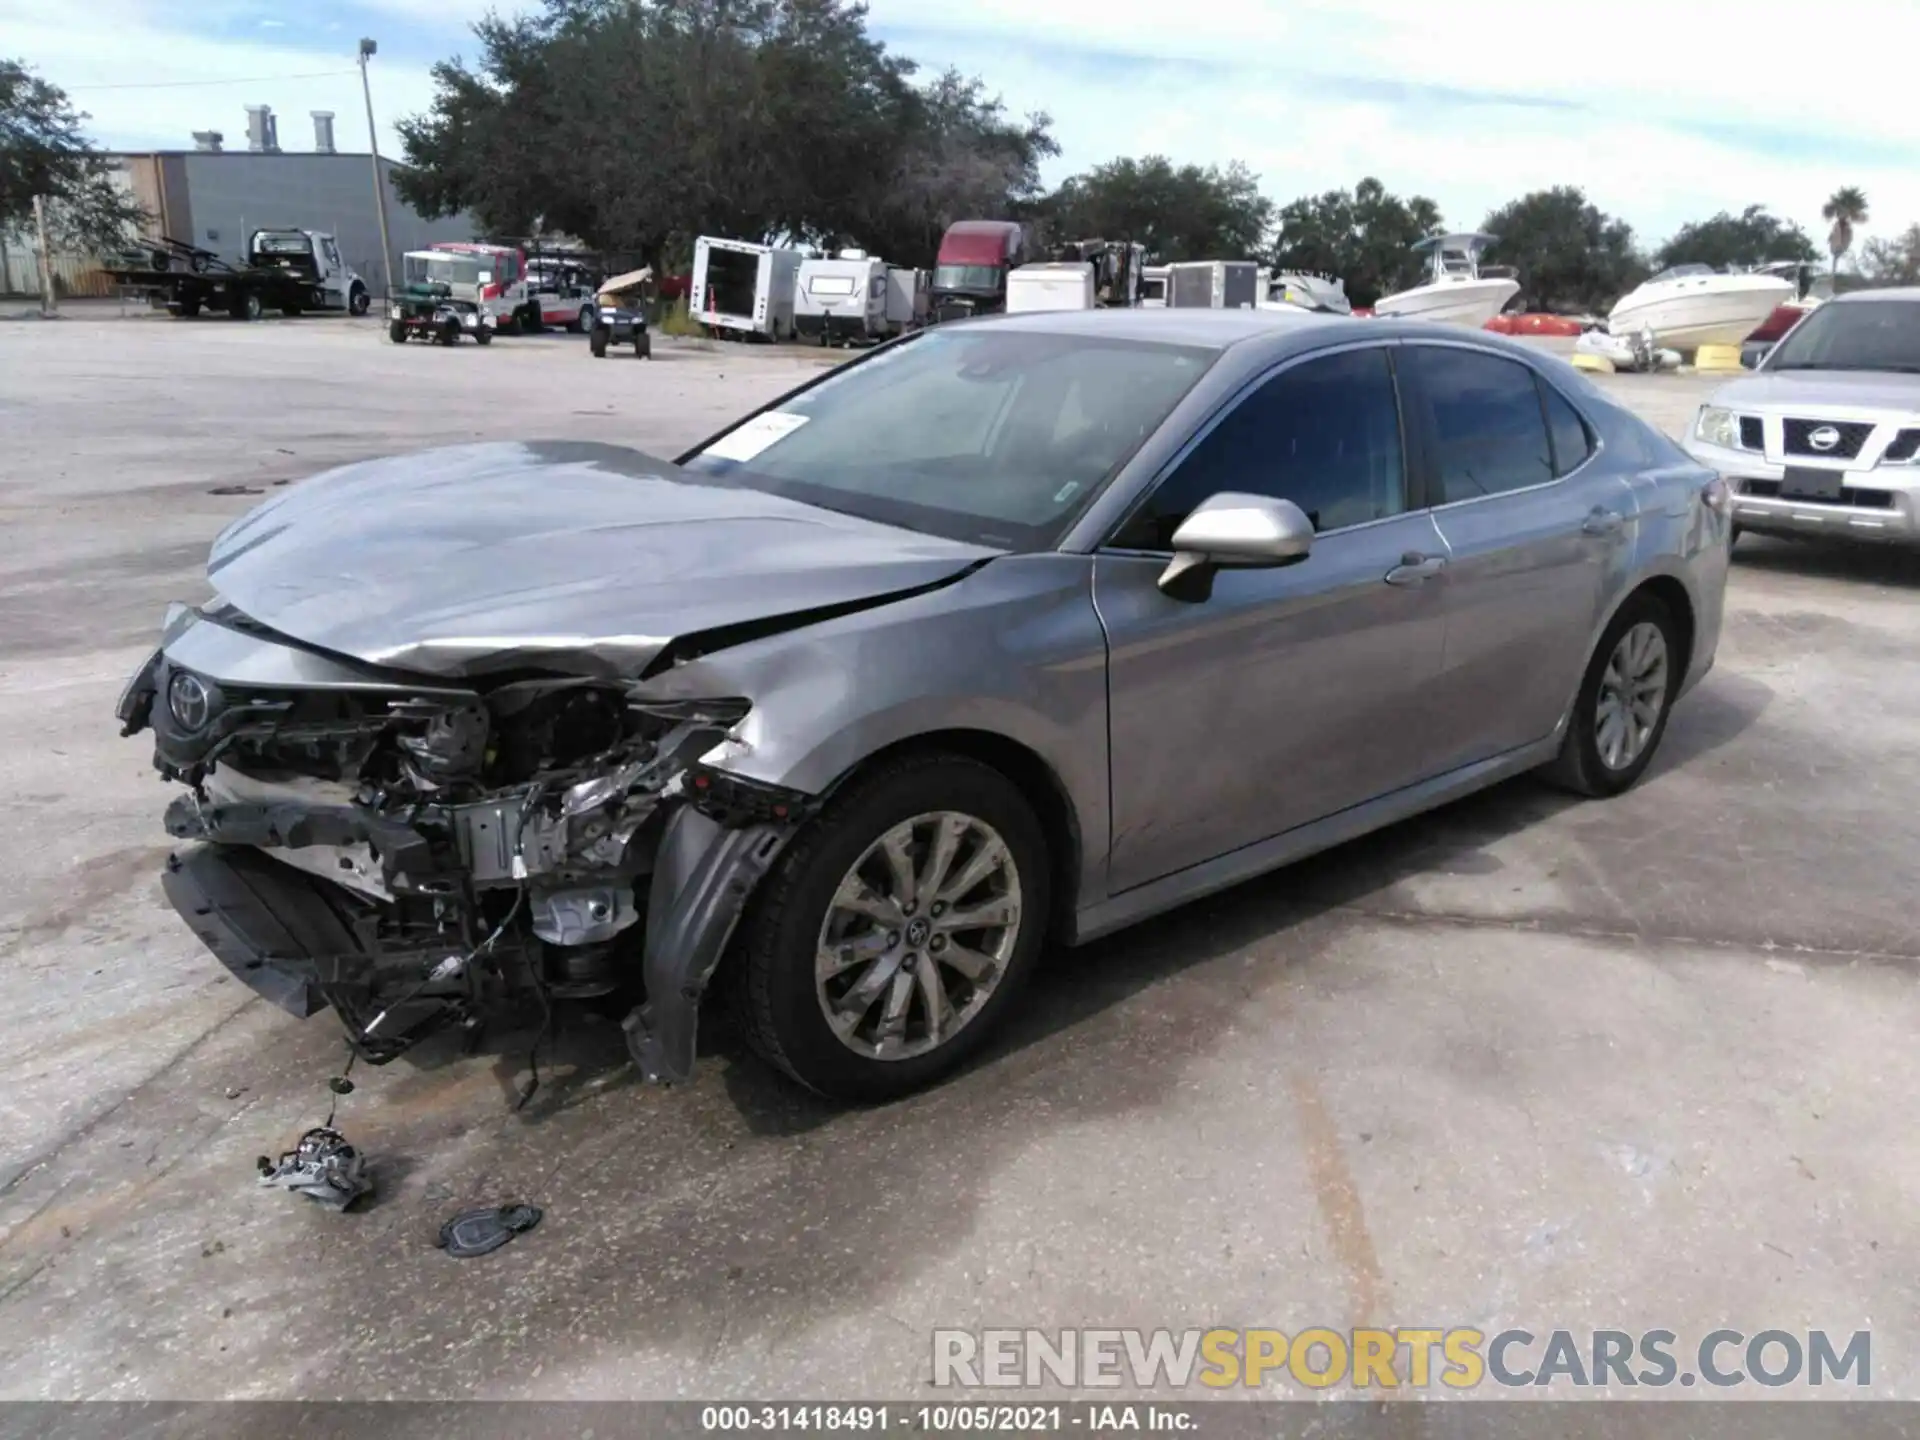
<box><xmin>885</xmin><ymin>266</ymin><xmax>926</xmax><ymax>333</ymax></box>
<box><xmin>1004</xmin><ymin>262</ymin><xmax>1096</xmax><ymax>314</ymax></box>
<box><xmin>795</xmin><ymin>251</ymin><xmax>889</xmax><ymax>346</ymax></box>
<box><xmin>692</xmin><ymin>236</ymin><xmax>803</xmax><ymax>341</ymax></box>
<box><xmin>1166</xmin><ymin>260</ymin><xmax>1261</xmax><ymax>310</ymax></box>
<box><xmin>1140</xmin><ymin>265</ymin><xmax>1169</xmax><ymax>308</ymax></box>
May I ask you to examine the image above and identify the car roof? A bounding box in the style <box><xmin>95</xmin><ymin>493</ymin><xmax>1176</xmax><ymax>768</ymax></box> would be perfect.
<box><xmin>966</xmin><ymin>307</ymin><xmax>1345</xmax><ymax>348</ymax></box>
<box><xmin>957</xmin><ymin>307</ymin><xmax>1560</xmax><ymax>366</ymax></box>
<box><xmin>1830</xmin><ymin>286</ymin><xmax>1920</xmax><ymax>305</ymax></box>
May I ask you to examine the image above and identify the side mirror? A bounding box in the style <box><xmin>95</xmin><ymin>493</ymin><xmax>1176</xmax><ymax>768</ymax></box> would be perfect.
<box><xmin>1158</xmin><ymin>492</ymin><xmax>1313</xmax><ymax>596</ymax></box>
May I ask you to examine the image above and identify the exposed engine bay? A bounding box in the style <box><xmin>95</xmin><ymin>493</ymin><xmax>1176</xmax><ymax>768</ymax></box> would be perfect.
<box><xmin>118</xmin><ymin>604</ymin><xmax>811</xmax><ymax>1077</ymax></box>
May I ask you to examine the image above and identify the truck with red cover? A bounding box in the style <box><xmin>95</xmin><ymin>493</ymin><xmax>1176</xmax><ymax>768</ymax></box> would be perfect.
<box><xmin>929</xmin><ymin>220</ymin><xmax>1027</xmax><ymax>323</ymax></box>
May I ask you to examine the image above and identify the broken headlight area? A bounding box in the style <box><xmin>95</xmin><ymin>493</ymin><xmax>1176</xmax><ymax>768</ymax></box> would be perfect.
<box><xmin>133</xmin><ymin>654</ymin><xmax>803</xmax><ymax>1065</ymax></box>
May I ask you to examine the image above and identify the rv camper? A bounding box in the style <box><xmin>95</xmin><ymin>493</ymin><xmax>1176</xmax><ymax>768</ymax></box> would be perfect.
<box><xmin>1005</xmin><ymin>262</ymin><xmax>1097</xmax><ymax>314</ymax></box>
<box><xmin>1166</xmin><ymin>260</ymin><xmax>1261</xmax><ymax>310</ymax></box>
<box><xmin>795</xmin><ymin>251</ymin><xmax>889</xmax><ymax>346</ymax></box>
<box><xmin>692</xmin><ymin>236</ymin><xmax>803</xmax><ymax>341</ymax></box>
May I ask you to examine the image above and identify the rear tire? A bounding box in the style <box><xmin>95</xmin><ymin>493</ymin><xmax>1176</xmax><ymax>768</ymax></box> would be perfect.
<box><xmin>229</xmin><ymin>291</ymin><xmax>262</xmax><ymax>321</ymax></box>
<box><xmin>474</xmin><ymin>326</ymin><xmax>492</xmax><ymax>345</ymax></box>
<box><xmin>1540</xmin><ymin>590</ymin><xmax>1681</xmax><ymax>798</ymax></box>
<box><xmin>732</xmin><ymin>754</ymin><xmax>1051</xmax><ymax>1103</ymax></box>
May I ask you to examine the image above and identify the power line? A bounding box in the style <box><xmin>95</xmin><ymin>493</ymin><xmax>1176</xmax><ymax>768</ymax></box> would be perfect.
<box><xmin>66</xmin><ymin>70</ymin><xmax>358</xmax><ymax>93</ymax></box>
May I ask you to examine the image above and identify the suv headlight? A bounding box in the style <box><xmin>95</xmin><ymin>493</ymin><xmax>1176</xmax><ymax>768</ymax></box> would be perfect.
<box><xmin>1694</xmin><ymin>406</ymin><xmax>1738</xmax><ymax>449</ymax></box>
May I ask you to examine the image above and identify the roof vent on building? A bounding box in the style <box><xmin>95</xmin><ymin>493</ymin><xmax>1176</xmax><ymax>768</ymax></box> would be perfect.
<box><xmin>311</xmin><ymin>111</ymin><xmax>336</xmax><ymax>154</ymax></box>
<box><xmin>192</xmin><ymin>131</ymin><xmax>224</xmax><ymax>153</ymax></box>
<box><xmin>245</xmin><ymin>105</ymin><xmax>280</xmax><ymax>154</ymax></box>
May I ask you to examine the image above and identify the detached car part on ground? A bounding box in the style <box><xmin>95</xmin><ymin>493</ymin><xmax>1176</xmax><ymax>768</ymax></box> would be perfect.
<box><xmin>122</xmin><ymin>311</ymin><xmax>1729</xmax><ymax>1103</ymax></box>
<box><xmin>388</xmin><ymin>282</ymin><xmax>496</xmax><ymax>346</ymax></box>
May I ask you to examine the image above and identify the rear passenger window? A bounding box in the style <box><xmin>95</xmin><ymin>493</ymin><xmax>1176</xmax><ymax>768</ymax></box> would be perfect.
<box><xmin>1539</xmin><ymin>380</ymin><xmax>1594</xmax><ymax>476</ymax></box>
<box><xmin>1404</xmin><ymin>348</ymin><xmax>1553</xmax><ymax>503</ymax></box>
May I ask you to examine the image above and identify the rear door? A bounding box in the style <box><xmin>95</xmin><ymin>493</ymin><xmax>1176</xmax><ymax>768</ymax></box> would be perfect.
<box><xmin>1398</xmin><ymin>343</ymin><xmax>1634</xmax><ymax>771</ymax></box>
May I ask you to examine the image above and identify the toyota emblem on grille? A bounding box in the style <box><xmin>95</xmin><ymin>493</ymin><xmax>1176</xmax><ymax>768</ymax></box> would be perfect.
<box><xmin>1809</xmin><ymin>425</ymin><xmax>1842</xmax><ymax>451</ymax></box>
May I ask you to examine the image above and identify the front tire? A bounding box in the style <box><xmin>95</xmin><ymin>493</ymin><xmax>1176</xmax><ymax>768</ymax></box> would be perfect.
<box><xmin>348</xmin><ymin>285</ymin><xmax>370</xmax><ymax>316</ymax></box>
<box><xmin>589</xmin><ymin>325</ymin><xmax>609</xmax><ymax>358</ymax></box>
<box><xmin>1540</xmin><ymin>591</ymin><xmax>1681</xmax><ymax>798</ymax></box>
<box><xmin>388</xmin><ymin>320</ymin><xmax>407</xmax><ymax>344</ymax></box>
<box><xmin>733</xmin><ymin>754</ymin><xmax>1051</xmax><ymax>1102</ymax></box>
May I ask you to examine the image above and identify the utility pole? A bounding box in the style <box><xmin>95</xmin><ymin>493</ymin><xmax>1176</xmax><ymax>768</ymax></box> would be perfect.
<box><xmin>32</xmin><ymin>195</ymin><xmax>57</xmax><ymax>316</ymax></box>
<box><xmin>358</xmin><ymin>38</ymin><xmax>395</xmax><ymax>297</ymax></box>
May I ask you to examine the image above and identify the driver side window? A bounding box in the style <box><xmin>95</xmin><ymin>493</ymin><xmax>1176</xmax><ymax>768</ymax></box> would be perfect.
<box><xmin>1110</xmin><ymin>347</ymin><xmax>1407</xmax><ymax>551</ymax></box>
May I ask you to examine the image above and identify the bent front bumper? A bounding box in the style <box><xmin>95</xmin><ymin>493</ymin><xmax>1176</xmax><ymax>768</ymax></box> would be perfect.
<box><xmin>124</xmin><ymin>608</ymin><xmax>811</xmax><ymax>1085</ymax></box>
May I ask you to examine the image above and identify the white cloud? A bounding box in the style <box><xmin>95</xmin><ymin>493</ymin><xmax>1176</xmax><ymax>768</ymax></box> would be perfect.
<box><xmin>20</xmin><ymin>0</ymin><xmax>1919</xmax><ymax>254</ymax></box>
<box><xmin>864</xmin><ymin>0</ymin><xmax>1920</xmax><ymax>251</ymax></box>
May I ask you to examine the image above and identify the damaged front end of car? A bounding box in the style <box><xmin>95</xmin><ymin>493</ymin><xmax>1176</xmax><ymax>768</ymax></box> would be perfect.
<box><xmin>117</xmin><ymin>602</ymin><xmax>813</xmax><ymax>1085</ymax></box>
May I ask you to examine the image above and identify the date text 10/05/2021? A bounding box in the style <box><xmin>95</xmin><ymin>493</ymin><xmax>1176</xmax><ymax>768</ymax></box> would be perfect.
<box><xmin>700</xmin><ymin>1405</ymin><xmax>1197</xmax><ymax>1431</ymax></box>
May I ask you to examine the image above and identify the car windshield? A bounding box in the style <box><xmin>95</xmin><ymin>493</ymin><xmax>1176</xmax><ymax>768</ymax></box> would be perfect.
<box><xmin>404</xmin><ymin>254</ymin><xmax>480</xmax><ymax>287</ymax></box>
<box><xmin>1766</xmin><ymin>299</ymin><xmax>1920</xmax><ymax>373</ymax></box>
<box><xmin>933</xmin><ymin>264</ymin><xmax>1001</xmax><ymax>292</ymax></box>
<box><xmin>678</xmin><ymin>329</ymin><xmax>1216</xmax><ymax>549</ymax></box>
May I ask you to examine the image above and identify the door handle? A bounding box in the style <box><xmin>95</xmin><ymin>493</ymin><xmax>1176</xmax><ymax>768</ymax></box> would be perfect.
<box><xmin>1384</xmin><ymin>553</ymin><xmax>1446</xmax><ymax>586</ymax></box>
<box><xmin>1582</xmin><ymin>507</ymin><xmax>1625</xmax><ymax>537</ymax></box>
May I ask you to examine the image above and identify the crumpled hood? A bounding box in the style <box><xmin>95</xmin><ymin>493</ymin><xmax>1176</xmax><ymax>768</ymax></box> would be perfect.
<box><xmin>207</xmin><ymin>441</ymin><xmax>999</xmax><ymax>677</ymax></box>
<box><xmin>1708</xmin><ymin>369</ymin><xmax>1920</xmax><ymax>412</ymax></box>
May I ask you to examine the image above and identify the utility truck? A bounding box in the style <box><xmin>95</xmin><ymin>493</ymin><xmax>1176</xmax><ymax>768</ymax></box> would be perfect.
<box><xmin>105</xmin><ymin>230</ymin><xmax>370</xmax><ymax>320</ymax></box>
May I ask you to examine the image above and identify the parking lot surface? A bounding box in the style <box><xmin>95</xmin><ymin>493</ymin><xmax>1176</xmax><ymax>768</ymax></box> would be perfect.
<box><xmin>1</xmin><ymin>310</ymin><xmax>1916</xmax><ymax>1400</ymax></box>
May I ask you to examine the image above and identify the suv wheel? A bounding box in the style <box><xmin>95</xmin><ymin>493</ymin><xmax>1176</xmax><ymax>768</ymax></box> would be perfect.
<box><xmin>733</xmin><ymin>754</ymin><xmax>1050</xmax><ymax>1102</ymax></box>
<box><xmin>1541</xmin><ymin>591</ymin><xmax>1680</xmax><ymax>798</ymax></box>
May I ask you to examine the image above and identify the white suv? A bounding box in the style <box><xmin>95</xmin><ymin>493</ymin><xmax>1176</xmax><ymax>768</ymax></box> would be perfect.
<box><xmin>1683</xmin><ymin>289</ymin><xmax>1920</xmax><ymax>547</ymax></box>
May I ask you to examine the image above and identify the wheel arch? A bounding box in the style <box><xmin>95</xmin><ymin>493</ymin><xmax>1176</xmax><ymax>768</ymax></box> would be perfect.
<box><xmin>815</xmin><ymin>728</ymin><xmax>1084</xmax><ymax>943</ymax></box>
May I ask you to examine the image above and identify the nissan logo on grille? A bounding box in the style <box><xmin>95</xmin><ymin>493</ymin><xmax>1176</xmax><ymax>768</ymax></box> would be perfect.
<box><xmin>1808</xmin><ymin>425</ymin><xmax>1842</xmax><ymax>452</ymax></box>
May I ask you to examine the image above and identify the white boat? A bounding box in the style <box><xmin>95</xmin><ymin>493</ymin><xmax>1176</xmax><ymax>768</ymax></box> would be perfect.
<box><xmin>1372</xmin><ymin>231</ymin><xmax>1521</xmax><ymax>327</ymax></box>
<box><xmin>1267</xmin><ymin>271</ymin><xmax>1353</xmax><ymax>315</ymax></box>
<box><xmin>1605</xmin><ymin>264</ymin><xmax>1793</xmax><ymax>350</ymax></box>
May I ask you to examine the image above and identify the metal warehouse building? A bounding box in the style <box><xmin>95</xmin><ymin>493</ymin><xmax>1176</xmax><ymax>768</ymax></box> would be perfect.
<box><xmin>0</xmin><ymin>105</ymin><xmax>477</xmax><ymax>298</ymax></box>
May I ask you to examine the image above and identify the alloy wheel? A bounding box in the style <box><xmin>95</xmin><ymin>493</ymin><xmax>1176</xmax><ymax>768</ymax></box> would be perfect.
<box><xmin>1594</xmin><ymin>621</ymin><xmax>1668</xmax><ymax>770</ymax></box>
<box><xmin>814</xmin><ymin>811</ymin><xmax>1023</xmax><ymax>1061</ymax></box>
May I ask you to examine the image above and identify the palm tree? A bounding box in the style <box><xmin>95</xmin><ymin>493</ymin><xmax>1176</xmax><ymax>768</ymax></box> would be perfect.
<box><xmin>1823</xmin><ymin>186</ymin><xmax>1869</xmax><ymax>277</ymax></box>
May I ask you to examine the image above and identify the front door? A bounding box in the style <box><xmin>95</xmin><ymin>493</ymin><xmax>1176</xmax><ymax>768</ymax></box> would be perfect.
<box><xmin>1395</xmin><ymin>343</ymin><xmax>1636</xmax><ymax>772</ymax></box>
<box><xmin>1095</xmin><ymin>344</ymin><xmax>1451</xmax><ymax>894</ymax></box>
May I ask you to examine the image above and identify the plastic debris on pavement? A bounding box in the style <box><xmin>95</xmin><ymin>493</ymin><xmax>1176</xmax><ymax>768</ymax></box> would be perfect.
<box><xmin>436</xmin><ymin>1204</ymin><xmax>544</xmax><ymax>1258</ymax></box>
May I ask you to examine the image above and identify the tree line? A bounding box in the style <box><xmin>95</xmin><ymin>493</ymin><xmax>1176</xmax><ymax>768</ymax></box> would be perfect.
<box><xmin>382</xmin><ymin>0</ymin><xmax>1888</xmax><ymax>310</ymax></box>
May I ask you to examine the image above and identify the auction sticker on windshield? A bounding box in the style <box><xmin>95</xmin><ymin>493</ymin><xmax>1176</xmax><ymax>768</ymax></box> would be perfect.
<box><xmin>702</xmin><ymin>411</ymin><xmax>810</xmax><ymax>463</ymax></box>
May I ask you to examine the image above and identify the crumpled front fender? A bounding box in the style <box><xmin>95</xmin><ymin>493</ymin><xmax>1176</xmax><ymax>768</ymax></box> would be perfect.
<box><xmin>623</xmin><ymin>806</ymin><xmax>796</xmax><ymax>1084</ymax></box>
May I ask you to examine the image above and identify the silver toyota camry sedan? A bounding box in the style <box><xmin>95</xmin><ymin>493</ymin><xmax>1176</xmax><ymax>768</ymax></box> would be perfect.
<box><xmin>118</xmin><ymin>309</ymin><xmax>1730</xmax><ymax>1102</ymax></box>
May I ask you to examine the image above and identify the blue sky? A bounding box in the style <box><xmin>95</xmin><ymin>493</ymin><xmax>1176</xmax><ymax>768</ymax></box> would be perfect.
<box><xmin>17</xmin><ymin>0</ymin><xmax>1920</xmax><ymax>256</ymax></box>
